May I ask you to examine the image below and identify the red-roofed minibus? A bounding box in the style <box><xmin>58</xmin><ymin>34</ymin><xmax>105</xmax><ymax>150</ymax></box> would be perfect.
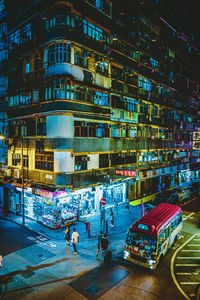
<box><xmin>124</xmin><ymin>203</ymin><xmax>182</xmax><ymax>269</ymax></box>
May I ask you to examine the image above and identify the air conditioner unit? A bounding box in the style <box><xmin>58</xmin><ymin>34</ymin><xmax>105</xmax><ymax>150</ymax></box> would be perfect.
<box><xmin>99</xmin><ymin>36</ymin><xmax>106</xmax><ymax>42</ymax></box>
<box><xmin>112</xmin><ymin>34</ymin><xmax>119</xmax><ymax>41</ymax></box>
<box><xmin>96</xmin><ymin>56</ymin><xmax>102</xmax><ymax>63</ymax></box>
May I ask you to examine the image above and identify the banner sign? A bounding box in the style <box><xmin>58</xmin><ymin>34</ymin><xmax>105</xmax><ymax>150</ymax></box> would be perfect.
<box><xmin>115</xmin><ymin>169</ymin><xmax>137</xmax><ymax>177</ymax></box>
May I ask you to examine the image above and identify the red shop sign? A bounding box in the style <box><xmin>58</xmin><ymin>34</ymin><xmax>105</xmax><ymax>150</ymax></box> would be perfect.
<box><xmin>115</xmin><ymin>169</ymin><xmax>137</xmax><ymax>177</ymax></box>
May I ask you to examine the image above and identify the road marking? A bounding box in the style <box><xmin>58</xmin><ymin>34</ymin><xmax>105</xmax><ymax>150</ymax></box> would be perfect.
<box><xmin>181</xmin><ymin>282</ymin><xmax>200</xmax><ymax>285</ymax></box>
<box><xmin>177</xmin><ymin>257</ymin><xmax>200</xmax><ymax>259</ymax></box>
<box><xmin>189</xmin><ymin>294</ymin><xmax>196</xmax><ymax>297</ymax></box>
<box><xmin>193</xmin><ymin>239</ymin><xmax>200</xmax><ymax>241</ymax></box>
<box><xmin>176</xmin><ymin>264</ymin><xmax>200</xmax><ymax>266</ymax></box>
<box><xmin>171</xmin><ymin>233</ymin><xmax>200</xmax><ymax>300</ymax></box>
<box><xmin>181</xmin><ymin>250</ymin><xmax>200</xmax><ymax>252</ymax></box>
<box><xmin>177</xmin><ymin>273</ymin><xmax>199</xmax><ymax>275</ymax></box>
<box><xmin>182</xmin><ymin>212</ymin><xmax>195</xmax><ymax>221</ymax></box>
<box><xmin>187</xmin><ymin>244</ymin><xmax>200</xmax><ymax>246</ymax></box>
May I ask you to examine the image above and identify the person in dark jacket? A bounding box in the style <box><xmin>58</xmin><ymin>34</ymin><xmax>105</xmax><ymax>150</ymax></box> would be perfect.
<box><xmin>101</xmin><ymin>234</ymin><xmax>110</xmax><ymax>258</ymax></box>
<box><xmin>96</xmin><ymin>230</ymin><xmax>103</xmax><ymax>257</ymax></box>
<box><xmin>65</xmin><ymin>226</ymin><xmax>70</xmax><ymax>246</ymax></box>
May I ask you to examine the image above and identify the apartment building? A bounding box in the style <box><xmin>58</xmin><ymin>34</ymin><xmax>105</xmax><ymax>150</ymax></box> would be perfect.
<box><xmin>0</xmin><ymin>0</ymin><xmax>200</xmax><ymax>228</ymax></box>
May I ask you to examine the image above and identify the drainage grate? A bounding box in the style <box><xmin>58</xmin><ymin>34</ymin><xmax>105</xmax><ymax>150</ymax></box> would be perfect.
<box><xmin>85</xmin><ymin>284</ymin><xmax>101</xmax><ymax>295</ymax></box>
<box><xmin>21</xmin><ymin>270</ymin><xmax>35</xmax><ymax>278</ymax></box>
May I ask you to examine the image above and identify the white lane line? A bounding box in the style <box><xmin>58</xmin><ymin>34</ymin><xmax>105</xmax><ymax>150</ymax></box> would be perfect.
<box><xmin>177</xmin><ymin>257</ymin><xmax>200</xmax><ymax>259</ymax></box>
<box><xmin>186</xmin><ymin>244</ymin><xmax>200</xmax><ymax>246</ymax></box>
<box><xmin>181</xmin><ymin>250</ymin><xmax>200</xmax><ymax>252</ymax></box>
<box><xmin>177</xmin><ymin>272</ymin><xmax>199</xmax><ymax>275</ymax></box>
<box><xmin>176</xmin><ymin>264</ymin><xmax>200</xmax><ymax>266</ymax></box>
<box><xmin>181</xmin><ymin>282</ymin><xmax>200</xmax><ymax>285</ymax></box>
<box><xmin>189</xmin><ymin>294</ymin><xmax>196</xmax><ymax>297</ymax></box>
<box><xmin>193</xmin><ymin>239</ymin><xmax>200</xmax><ymax>241</ymax></box>
<box><xmin>171</xmin><ymin>233</ymin><xmax>199</xmax><ymax>300</ymax></box>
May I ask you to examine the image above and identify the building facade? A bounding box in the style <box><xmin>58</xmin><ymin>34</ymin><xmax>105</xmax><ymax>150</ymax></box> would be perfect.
<box><xmin>0</xmin><ymin>0</ymin><xmax>200</xmax><ymax>228</ymax></box>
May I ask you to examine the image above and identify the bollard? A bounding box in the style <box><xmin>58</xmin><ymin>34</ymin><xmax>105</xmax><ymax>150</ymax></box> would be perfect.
<box><xmin>88</xmin><ymin>222</ymin><xmax>90</xmax><ymax>238</ymax></box>
<box><xmin>106</xmin><ymin>219</ymin><xmax>108</xmax><ymax>235</ymax></box>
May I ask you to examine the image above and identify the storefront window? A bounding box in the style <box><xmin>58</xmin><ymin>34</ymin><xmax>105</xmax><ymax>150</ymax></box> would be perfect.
<box><xmin>103</xmin><ymin>183</ymin><xmax>126</xmax><ymax>207</ymax></box>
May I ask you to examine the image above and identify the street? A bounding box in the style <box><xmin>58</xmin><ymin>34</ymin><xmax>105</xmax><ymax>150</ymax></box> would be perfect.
<box><xmin>0</xmin><ymin>201</ymin><xmax>199</xmax><ymax>300</ymax></box>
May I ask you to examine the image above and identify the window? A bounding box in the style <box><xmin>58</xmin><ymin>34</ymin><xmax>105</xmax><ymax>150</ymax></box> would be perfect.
<box><xmin>35</xmin><ymin>151</ymin><xmax>53</xmax><ymax>171</ymax></box>
<box><xmin>74</xmin><ymin>121</ymin><xmax>109</xmax><ymax>138</ymax></box>
<box><xmin>74</xmin><ymin>49</ymin><xmax>88</xmax><ymax>69</ymax></box>
<box><xmin>152</xmin><ymin>105</ymin><xmax>158</xmax><ymax>117</ymax></box>
<box><xmin>83</xmin><ymin>19</ymin><xmax>110</xmax><ymax>45</ymax></box>
<box><xmin>75</xmin><ymin>156</ymin><xmax>87</xmax><ymax>171</ymax></box>
<box><xmin>48</xmin><ymin>42</ymin><xmax>71</xmax><ymax>64</ymax></box>
<box><xmin>99</xmin><ymin>154</ymin><xmax>109</xmax><ymax>168</ymax></box>
<box><xmin>37</xmin><ymin>118</ymin><xmax>46</xmax><ymax>136</ymax></box>
<box><xmin>45</xmin><ymin>12</ymin><xmax>71</xmax><ymax>29</ymax></box>
<box><xmin>9</xmin><ymin>23</ymin><xmax>31</xmax><ymax>49</ymax></box>
<box><xmin>25</xmin><ymin>62</ymin><xmax>30</xmax><ymax>74</ymax></box>
<box><xmin>95</xmin><ymin>57</ymin><xmax>109</xmax><ymax>75</ymax></box>
<box><xmin>171</xmin><ymin>212</ymin><xmax>182</xmax><ymax>232</ymax></box>
<box><xmin>139</xmin><ymin>77</ymin><xmax>151</xmax><ymax>91</ymax></box>
<box><xmin>12</xmin><ymin>153</ymin><xmax>21</xmax><ymax>166</ymax></box>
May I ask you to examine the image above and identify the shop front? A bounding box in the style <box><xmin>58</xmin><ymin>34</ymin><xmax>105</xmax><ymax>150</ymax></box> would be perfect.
<box><xmin>5</xmin><ymin>180</ymin><xmax>127</xmax><ymax>229</ymax></box>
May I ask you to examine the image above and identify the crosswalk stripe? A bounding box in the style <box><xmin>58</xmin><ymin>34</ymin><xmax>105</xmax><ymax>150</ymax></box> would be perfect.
<box><xmin>177</xmin><ymin>257</ymin><xmax>200</xmax><ymax>259</ymax></box>
<box><xmin>181</xmin><ymin>250</ymin><xmax>200</xmax><ymax>252</ymax></box>
<box><xmin>187</xmin><ymin>244</ymin><xmax>200</xmax><ymax>246</ymax></box>
<box><xmin>181</xmin><ymin>282</ymin><xmax>199</xmax><ymax>285</ymax></box>
<box><xmin>175</xmin><ymin>264</ymin><xmax>200</xmax><ymax>266</ymax></box>
<box><xmin>176</xmin><ymin>272</ymin><xmax>199</xmax><ymax>275</ymax></box>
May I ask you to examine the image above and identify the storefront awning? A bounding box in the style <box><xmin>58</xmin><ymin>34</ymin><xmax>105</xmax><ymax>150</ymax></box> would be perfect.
<box><xmin>11</xmin><ymin>181</ymin><xmax>31</xmax><ymax>189</ymax></box>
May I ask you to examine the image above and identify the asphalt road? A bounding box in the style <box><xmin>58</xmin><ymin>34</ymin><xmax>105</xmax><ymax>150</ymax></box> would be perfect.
<box><xmin>0</xmin><ymin>218</ymin><xmax>48</xmax><ymax>256</ymax></box>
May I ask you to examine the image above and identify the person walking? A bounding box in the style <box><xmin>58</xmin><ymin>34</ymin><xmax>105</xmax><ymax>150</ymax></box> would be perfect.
<box><xmin>125</xmin><ymin>198</ymin><xmax>130</xmax><ymax>213</ymax></box>
<box><xmin>110</xmin><ymin>208</ymin><xmax>114</xmax><ymax>227</ymax></box>
<box><xmin>71</xmin><ymin>228</ymin><xmax>79</xmax><ymax>254</ymax></box>
<box><xmin>0</xmin><ymin>255</ymin><xmax>2</xmax><ymax>270</ymax></box>
<box><xmin>65</xmin><ymin>226</ymin><xmax>70</xmax><ymax>246</ymax></box>
<box><xmin>96</xmin><ymin>230</ymin><xmax>103</xmax><ymax>257</ymax></box>
<box><xmin>101</xmin><ymin>234</ymin><xmax>110</xmax><ymax>258</ymax></box>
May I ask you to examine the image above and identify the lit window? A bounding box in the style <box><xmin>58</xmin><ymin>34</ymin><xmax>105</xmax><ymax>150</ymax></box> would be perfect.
<box><xmin>25</xmin><ymin>62</ymin><xmax>30</xmax><ymax>74</ymax></box>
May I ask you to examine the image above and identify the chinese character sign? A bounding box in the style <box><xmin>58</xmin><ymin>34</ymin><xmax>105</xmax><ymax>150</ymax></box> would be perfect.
<box><xmin>193</xmin><ymin>131</ymin><xmax>200</xmax><ymax>141</ymax></box>
<box><xmin>115</xmin><ymin>169</ymin><xmax>137</xmax><ymax>177</ymax></box>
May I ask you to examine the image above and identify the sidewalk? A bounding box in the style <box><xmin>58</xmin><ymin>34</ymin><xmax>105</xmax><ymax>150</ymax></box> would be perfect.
<box><xmin>0</xmin><ymin>204</ymin><xmax>142</xmax><ymax>299</ymax></box>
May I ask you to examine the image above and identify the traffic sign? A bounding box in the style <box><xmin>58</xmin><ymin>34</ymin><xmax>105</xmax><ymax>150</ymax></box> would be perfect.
<box><xmin>101</xmin><ymin>198</ymin><xmax>106</xmax><ymax>205</ymax></box>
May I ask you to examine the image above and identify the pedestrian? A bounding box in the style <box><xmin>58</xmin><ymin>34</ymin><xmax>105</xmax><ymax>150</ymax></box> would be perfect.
<box><xmin>125</xmin><ymin>199</ymin><xmax>130</xmax><ymax>213</ymax></box>
<box><xmin>0</xmin><ymin>255</ymin><xmax>2</xmax><ymax>270</ymax></box>
<box><xmin>100</xmin><ymin>207</ymin><xmax>105</xmax><ymax>226</ymax></box>
<box><xmin>96</xmin><ymin>230</ymin><xmax>103</xmax><ymax>257</ymax></box>
<box><xmin>101</xmin><ymin>233</ymin><xmax>110</xmax><ymax>258</ymax></box>
<box><xmin>71</xmin><ymin>228</ymin><xmax>79</xmax><ymax>254</ymax></box>
<box><xmin>113</xmin><ymin>198</ymin><xmax>118</xmax><ymax>214</ymax></box>
<box><xmin>65</xmin><ymin>226</ymin><xmax>70</xmax><ymax>246</ymax></box>
<box><xmin>110</xmin><ymin>208</ymin><xmax>114</xmax><ymax>227</ymax></box>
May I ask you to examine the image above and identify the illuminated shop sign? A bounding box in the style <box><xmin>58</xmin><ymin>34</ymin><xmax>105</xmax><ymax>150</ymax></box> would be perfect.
<box><xmin>115</xmin><ymin>169</ymin><xmax>137</xmax><ymax>177</ymax></box>
<box><xmin>193</xmin><ymin>132</ymin><xmax>200</xmax><ymax>149</ymax></box>
<box><xmin>193</xmin><ymin>131</ymin><xmax>200</xmax><ymax>140</ymax></box>
<box><xmin>34</xmin><ymin>188</ymin><xmax>53</xmax><ymax>199</ymax></box>
<box><xmin>193</xmin><ymin>141</ymin><xmax>200</xmax><ymax>150</ymax></box>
